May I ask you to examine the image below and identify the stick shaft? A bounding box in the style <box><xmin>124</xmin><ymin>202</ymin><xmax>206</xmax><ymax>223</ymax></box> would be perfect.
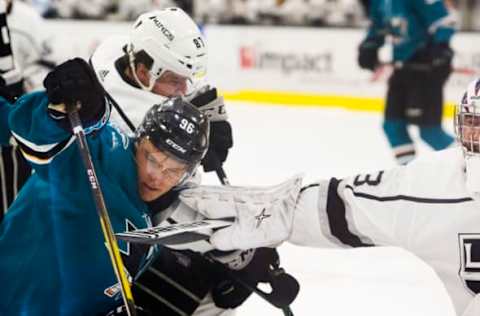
<box><xmin>68</xmin><ymin>104</ymin><xmax>136</xmax><ymax>316</ymax></box>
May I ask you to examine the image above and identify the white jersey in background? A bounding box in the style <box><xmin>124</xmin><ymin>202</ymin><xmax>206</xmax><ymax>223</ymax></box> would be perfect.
<box><xmin>90</xmin><ymin>35</ymin><xmax>168</xmax><ymax>134</ymax></box>
<box><xmin>292</xmin><ymin>146</ymin><xmax>479</xmax><ymax>316</ymax></box>
<box><xmin>8</xmin><ymin>1</ymin><xmax>57</xmax><ymax>91</ymax></box>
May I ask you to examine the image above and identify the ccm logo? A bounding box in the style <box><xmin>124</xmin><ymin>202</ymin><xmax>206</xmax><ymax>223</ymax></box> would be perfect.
<box><xmin>87</xmin><ymin>169</ymin><xmax>98</xmax><ymax>189</ymax></box>
<box><xmin>166</xmin><ymin>139</ymin><xmax>186</xmax><ymax>154</ymax></box>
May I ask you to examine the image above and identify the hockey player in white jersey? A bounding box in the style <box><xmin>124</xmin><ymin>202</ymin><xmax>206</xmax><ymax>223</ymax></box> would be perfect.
<box><xmin>88</xmin><ymin>7</ymin><xmax>244</xmax><ymax>316</ymax></box>
<box><xmin>90</xmin><ymin>8</ymin><xmax>232</xmax><ymax>176</ymax></box>
<box><xmin>7</xmin><ymin>0</ymin><xmax>58</xmax><ymax>91</ymax></box>
<box><xmin>179</xmin><ymin>78</ymin><xmax>480</xmax><ymax>316</ymax></box>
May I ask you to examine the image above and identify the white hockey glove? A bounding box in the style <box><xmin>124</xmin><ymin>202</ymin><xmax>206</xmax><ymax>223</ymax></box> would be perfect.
<box><xmin>187</xmin><ymin>84</ymin><xmax>228</xmax><ymax>122</ymax></box>
<box><xmin>179</xmin><ymin>175</ymin><xmax>303</xmax><ymax>250</ymax></box>
<box><xmin>188</xmin><ymin>85</ymin><xmax>233</xmax><ymax>172</ymax></box>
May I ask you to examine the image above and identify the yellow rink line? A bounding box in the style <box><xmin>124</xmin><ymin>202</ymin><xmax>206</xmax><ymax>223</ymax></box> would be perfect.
<box><xmin>222</xmin><ymin>90</ymin><xmax>456</xmax><ymax>118</ymax></box>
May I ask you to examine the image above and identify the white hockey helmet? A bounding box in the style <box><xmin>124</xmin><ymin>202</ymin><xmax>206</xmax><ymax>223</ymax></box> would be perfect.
<box><xmin>454</xmin><ymin>78</ymin><xmax>480</xmax><ymax>156</ymax></box>
<box><xmin>126</xmin><ymin>7</ymin><xmax>207</xmax><ymax>91</ymax></box>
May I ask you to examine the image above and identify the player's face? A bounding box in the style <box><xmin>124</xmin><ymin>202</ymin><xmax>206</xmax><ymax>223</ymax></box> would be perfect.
<box><xmin>459</xmin><ymin>114</ymin><xmax>480</xmax><ymax>153</ymax></box>
<box><xmin>135</xmin><ymin>139</ymin><xmax>188</xmax><ymax>201</ymax></box>
<box><xmin>151</xmin><ymin>71</ymin><xmax>189</xmax><ymax>97</ymax></box>
<box><xmin>136</xmin><ymin>64</ymin><xmax>188</xmax><ymax>97</ymax></box>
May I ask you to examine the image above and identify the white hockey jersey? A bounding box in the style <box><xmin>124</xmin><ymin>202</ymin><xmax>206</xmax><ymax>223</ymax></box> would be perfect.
<box><xmin>90</xmin><ymin>36</ymin><xmax>171</xmax><ymax>134</ymax></box>
<box><xmin>293</xmin><ymin>146</ymin><xmax>480</xmax><ymax>315</ymax></box>
<box><xmin>8</xmin><ymin>1</ymin><xmax>57</xmax><ymax>91</ymax></box>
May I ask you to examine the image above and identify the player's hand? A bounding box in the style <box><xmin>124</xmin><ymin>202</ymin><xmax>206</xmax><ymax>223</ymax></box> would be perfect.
<box><xmin>179</xmin><ymin>175</ymin><xmax>303</xmax><ymax>250</ymax></box>
<box><xmin>0</xmin><ymin>68</ymin><xmax>24</xmax><ymax>103</ymax></box>
<box><xmin>44</xmin><ymin>58</ymin><xmax>106</xmax><ymax>125</ymax></box>
<box><xmin>429</xmin><ymin>42</ymin><xmax>453</xmax><ymax>71</ymax></box>
<box><xmin>210</xmin><ymin>248</ymin><xmax>299</xmax><ymax>309</ymax></box>
<box><xmin>358</xmin><ymin>38</ymin><xmax>380</xmax><ymax>71</ymax></box>
<box><xmin>189</xmin><ymin>86</ymin><xmax>233</xmax><ymax>172</ymax></box>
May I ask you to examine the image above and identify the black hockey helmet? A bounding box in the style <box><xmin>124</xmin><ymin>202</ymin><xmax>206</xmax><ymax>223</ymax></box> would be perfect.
<box><xmin>136</xmin><ymin>97</ymin><xmax>209</xmax><ymax>175</ymax></box>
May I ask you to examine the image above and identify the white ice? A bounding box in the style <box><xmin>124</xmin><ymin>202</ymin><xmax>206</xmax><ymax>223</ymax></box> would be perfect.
<box><xmin>199</xmin><ymin>101</ymin><xmax>457</xmax><ymax>316</ymax></box>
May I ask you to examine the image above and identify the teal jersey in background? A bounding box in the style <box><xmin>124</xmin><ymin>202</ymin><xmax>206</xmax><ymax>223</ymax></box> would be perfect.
<box><xmin>366</xmin><ymin>0</ymin><xmax>455</xmax><ymax>62</ymax></box>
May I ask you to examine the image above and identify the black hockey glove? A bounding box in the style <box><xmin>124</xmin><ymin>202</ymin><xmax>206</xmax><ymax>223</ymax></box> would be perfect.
<box><xmin>43</xmin><ymin>58</ymin><xmax>106</xmax><ymax>127</ymax></box>
<box><xmin>429</xmin><ymin>42</ymin><xmax>453</xmax><ymax>71</ymax></box>
<box><xmin>358</xmin><ymin>38</ymin><xmax>381</xmax><ymax>71</ymax></box>
<box><xmin>104</xmin><ymin>304</ymin><xmax>151</xmax><ymax>316</ymax></box>
<box><xmin>210</xmin><ymin>248</ymin><xmax>299</xmax><ymax>309</ymax></box>
<box><xmin>189</xmin><ymin>87</ymin><xmax>233</xmax><ymax>172</ymax></box>
<box><xmin>0</xmin><ymin>68</ymin><xmax>24</xmax><ymax>103</ymax></box>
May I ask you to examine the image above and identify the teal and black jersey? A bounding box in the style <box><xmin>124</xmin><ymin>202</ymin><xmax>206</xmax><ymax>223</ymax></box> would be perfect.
<box><xmin>366</xmin><ymin>0</ymin><xmax>456</xmax><ymax>62</ymax></box>
<box><xmin>0</xmin><ymin>91</ymin><xmax>151</xmax><ymax>315</ymax></box>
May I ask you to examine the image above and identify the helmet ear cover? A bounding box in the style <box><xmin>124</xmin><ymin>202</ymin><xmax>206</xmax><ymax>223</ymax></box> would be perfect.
<box><xmin>127</xmin><ymin>7</ymin><xmax>207</xmax><ymax>91</ymax></box>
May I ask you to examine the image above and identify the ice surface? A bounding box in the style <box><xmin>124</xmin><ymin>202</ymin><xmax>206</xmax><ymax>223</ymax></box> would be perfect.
<box><xmin>198</xmin><ymin>101</ymin><xmax>456</xmax><ymax>316</ymax></box>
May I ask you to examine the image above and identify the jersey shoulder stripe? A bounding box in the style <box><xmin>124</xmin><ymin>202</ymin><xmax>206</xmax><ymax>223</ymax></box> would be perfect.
<box><xmin>326</xmin><ymin>178</ymin><xmax>375</xmax><ymax>248</ymax></box>
<box><xmin>345</xmin><ymin>184</ymin><xmax>473</xmax><ymax>204</ymax></box>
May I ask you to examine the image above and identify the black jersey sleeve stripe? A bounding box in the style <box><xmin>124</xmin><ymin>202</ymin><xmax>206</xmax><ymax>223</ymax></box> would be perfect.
<box><xmin>345</xmin><ymin>185</ymin><xmax>473</xmax><ymax>204</ymax></box>
<box><xmin>326</xmin><ymin>178</ymin><xmax>374</xmax><ymax>248</ymax></box>
<box><xmin>14</xmin><ymin>135</ymin><xmax>74</xmax><ymax>164</ymax></box>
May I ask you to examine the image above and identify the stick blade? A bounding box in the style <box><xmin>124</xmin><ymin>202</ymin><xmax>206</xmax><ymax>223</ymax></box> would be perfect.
<box><xmin>116</xmin><ymin>217</ymin><xmax>234</xmax><ymax>246</ymax></box>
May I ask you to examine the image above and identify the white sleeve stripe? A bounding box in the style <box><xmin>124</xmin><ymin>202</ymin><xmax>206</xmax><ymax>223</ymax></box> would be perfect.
<box><xmin>428</xmin><ymin>14</ymin><xmax>457</xmax><ymax>34</ymax></box>
<box><xmin>16</xmin><ymin>135</ymin><xmax>76</xmax><ymax>165</ymax></box>
<box><xmin>11</xmin><ymin>131</ymin><xmax>62</xmax><ymax>153</ymax></box>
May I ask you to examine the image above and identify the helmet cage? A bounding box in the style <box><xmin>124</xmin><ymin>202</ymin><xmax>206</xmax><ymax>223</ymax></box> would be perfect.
<box><xmin>454</xmin><ymin>100</ymin><xmax>480</xmax><ymax>157</ymax></box>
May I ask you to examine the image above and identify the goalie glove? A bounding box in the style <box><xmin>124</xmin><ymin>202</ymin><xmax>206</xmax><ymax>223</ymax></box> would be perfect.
<box><xmin>179</xmin><ymin>175</ymin><xmax>303</xmax><ymax>250</ymax></box>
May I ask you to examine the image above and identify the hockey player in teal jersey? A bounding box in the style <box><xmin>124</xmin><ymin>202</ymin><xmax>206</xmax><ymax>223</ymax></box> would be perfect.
<box><xmin>0</xmin><ymin>58</ymin><xmax>210</xmax><ymax>315</ymax></box>
<box><xmin>358</xmin><ymin>0</ymin><xmax>456</xmax><ymax>164</ymax></box>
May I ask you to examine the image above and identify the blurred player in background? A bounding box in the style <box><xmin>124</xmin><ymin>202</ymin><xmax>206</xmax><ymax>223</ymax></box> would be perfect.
<box><xmin>0</xmin><ymin>0</ymin><xmax>59</xmax><ymax>219</ymax></box>
<box><xmin>185</xmin><ymin>76</ymin><xmax>480</xmax><ymax>316</ymax></box>
<box><xmin>358</xmin><ymin>0</ymin><xmax>456</xmax><ymax>164</ymax></box>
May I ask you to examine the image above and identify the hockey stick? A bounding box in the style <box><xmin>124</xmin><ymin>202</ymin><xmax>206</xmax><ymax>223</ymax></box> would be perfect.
<box><xmin>88</xmin><ymin>58</ymin><xmax>137</xmax><ymax>132</ymax></box>
<box><xmin>66</xmin><ymin>102</ymin><xmax>137</xmax><ymax>316</ymax></box>
<box><xmin>116</xmin><ymin>218</ymin><xmax>299</xmax><ymax>313</ymax></box>
<box><xmin>96</xmin><ymin>74</ymin><xmax>297</xmax><ymax>312</ymax></box>
<box><xmin>370</xmin><ymin>62</ymin><xmax>477</xmax><ymax>82</ymax></box>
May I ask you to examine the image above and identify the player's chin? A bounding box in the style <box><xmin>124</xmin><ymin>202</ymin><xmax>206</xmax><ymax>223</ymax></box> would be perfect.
<box><xmin>139</xmin><ymin>182</ymin><xmax>167</xmax><ymax>202</ymax></box>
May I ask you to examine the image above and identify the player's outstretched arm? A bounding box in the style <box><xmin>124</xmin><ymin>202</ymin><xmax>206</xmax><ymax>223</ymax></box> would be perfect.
<box><xmin>179</xmin><ymin>162</ymin><xmax>424</xmax><ymax>251</ymax></box>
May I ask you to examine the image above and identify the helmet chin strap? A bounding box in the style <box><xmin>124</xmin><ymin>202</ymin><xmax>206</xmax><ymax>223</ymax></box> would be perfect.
<box><xmin>127</xmin><ymin>44</ymin><xmax>162</xmax><ymax>92</ymax></box>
